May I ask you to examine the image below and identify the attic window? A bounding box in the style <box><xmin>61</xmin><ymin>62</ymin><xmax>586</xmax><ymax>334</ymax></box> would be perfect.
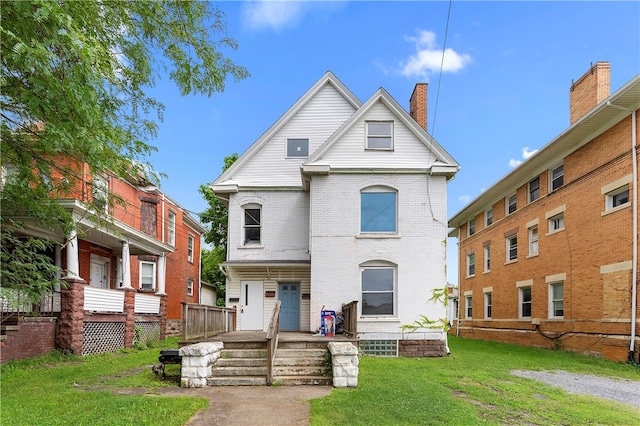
<box><xmin>286</xmin><ymin>138</ymin><xmax>309</xmax><ymax>157</ymax></box>
<box><xmin>366</xmin><ymin>122</ymin><xmax>393</xmax><ymax>150</ymax></box>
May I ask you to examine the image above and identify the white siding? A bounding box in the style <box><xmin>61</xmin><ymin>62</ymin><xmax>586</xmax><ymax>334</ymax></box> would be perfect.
<box><xmin>309</xmin><ymin>173</ymin><xmax>449</xmax><ymax>338</ymax></box>
<box><xmin>231</xmin><ymin>84</ymin><xmax>357</xmax><ymax>187</ymax></box>
<box><xmin>84</xmin><ymin>287</ymin><xmax>124</xmax><ymax>313</ymax></box>
<box><xmin>134</xmin><ymin>293</ymin><xmax>160</xmax><ymax>314</ymax></box>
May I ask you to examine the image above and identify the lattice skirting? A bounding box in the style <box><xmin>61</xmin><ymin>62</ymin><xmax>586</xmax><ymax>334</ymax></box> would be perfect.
<box><xmin>83</xmin><ymin>322</ymin><xmax>125</xmax><ymax>356</ymax></box>
<box><xmin>135</xmin><ymin>321</ymin><xmax>160</xmax><ymax>345</ymax></box>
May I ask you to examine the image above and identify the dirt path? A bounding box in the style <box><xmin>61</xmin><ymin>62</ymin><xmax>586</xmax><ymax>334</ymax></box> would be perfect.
<box><xmin>155</xmin><ymin>385</ymin><xmax>334</xmax><ymax>426</ymax></box>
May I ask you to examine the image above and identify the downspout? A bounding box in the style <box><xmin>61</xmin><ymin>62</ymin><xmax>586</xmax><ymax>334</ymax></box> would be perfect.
<box><xmin>610</xmin><ymin>101</ymin><xmax>638</xmax><ymax>362</ymax></box>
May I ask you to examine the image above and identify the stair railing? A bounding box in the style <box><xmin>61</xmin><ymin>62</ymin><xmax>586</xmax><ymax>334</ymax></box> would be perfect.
<box><xmin>265</xmin><ymin>300</ymin><xmax>281</xmax><ymax>385</ymax></box>
<box><xmin>341</xmin><ymin>300</ymin><xmax>358</xmax><ymax>338</ymax></box>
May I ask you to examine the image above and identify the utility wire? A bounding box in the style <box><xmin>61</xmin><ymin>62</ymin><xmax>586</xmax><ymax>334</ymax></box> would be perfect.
<box><xmin>431</xmin><ymin>0</ymin><xmax>453</xmax><ymax>137</ymax></box>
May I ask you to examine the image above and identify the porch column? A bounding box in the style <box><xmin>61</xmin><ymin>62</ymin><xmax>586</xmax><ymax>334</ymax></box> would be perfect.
<box><xmin>157</xmin><ymin>254</ymin><xmax>166</xmax><ymax>295</ymax></box>
<box><xmin>116</xmin><ymin>255</ymin><xmax>123</xmax><ymax>287</ymax></box>
<box><xmin>121</xmin><ymin>240</ymin><xmax>132</xmax><ymax>288</ymax></box>
<box><xmin>66</xmin><ymin>228</ymin><xmax>79</xmax><ymax>278</ymax></box>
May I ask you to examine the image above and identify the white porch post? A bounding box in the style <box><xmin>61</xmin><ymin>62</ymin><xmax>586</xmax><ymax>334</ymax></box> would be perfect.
<box><xmin>66</xmin><ymin>228</ymin><xmax>79</xmax><ymax>278</ymax></box>
<box><xmin>121</xmin><ymin>241</ymin><xmax>132</xmax><ymax>288</ymax></box>
<box><xmin>116</xmin><ymin>255</ymin><xmax>123</xmax><ymax>287</ymax></box>
<box><xmin>157</xmin><ymin>254</ymin><xmax>166</xmax><ymax>295</ymax></box>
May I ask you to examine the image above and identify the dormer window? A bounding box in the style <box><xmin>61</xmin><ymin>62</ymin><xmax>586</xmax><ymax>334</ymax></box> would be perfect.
<box><xmin>366</xmin><ymin>121</ymin><xmax>393</xmax><ymax>150</ymax></box>
<box><xmin>286</xmin><ymin>138</ymin><xmax>309</xmax><ymax>157</ymax></box>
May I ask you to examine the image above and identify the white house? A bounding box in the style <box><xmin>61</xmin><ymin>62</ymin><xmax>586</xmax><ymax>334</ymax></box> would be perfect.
<box><xmin>211</xmin><ymin>72</ymin><xmax>459</xmax><ymax>356</ymax></box>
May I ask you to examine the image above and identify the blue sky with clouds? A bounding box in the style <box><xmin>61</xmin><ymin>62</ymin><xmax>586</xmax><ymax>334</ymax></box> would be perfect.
<box><xmin>146</xmin><ymin>1</ymin><xmax>640</xmax><ymax>284</ymax></box>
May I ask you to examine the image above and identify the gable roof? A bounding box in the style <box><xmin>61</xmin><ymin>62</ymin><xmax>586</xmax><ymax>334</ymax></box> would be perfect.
<box><xmin>211</xmin><ymin>71</ymin><xmax>361</xmax><ymax>191</ymax></box>
<box><xmin>448</xmin><ymin>73</ymin><xmax>640</xmax><ymax>232</ymax></box>
<box><xmin>302</xmin><ymin>86</ymin><xmax>459</xmax><ymax>178</ymax></box>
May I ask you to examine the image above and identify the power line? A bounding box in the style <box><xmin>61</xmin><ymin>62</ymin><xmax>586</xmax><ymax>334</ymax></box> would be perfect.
<box><xmin>431</xmin><ymin>0</ymin><xmax>453</xmax><ymax>137</ymax></box>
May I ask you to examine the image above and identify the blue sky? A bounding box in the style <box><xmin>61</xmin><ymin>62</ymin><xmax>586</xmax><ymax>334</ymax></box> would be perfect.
<box><xmin>146</xmin><ymin>1</ymin><xmax>640</xmax><ymax>285</ymax></box>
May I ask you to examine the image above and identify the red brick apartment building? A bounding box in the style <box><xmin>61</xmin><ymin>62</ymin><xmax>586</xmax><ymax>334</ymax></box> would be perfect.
<box><xmin>449</xmin><ymin>62</ymin><xmax>639</xmax><ymax>362</ymax></box>
<box><xmin>1</xmin><ymin>158</ymin><xmax>204</xmax><ymax>361</ymax></box>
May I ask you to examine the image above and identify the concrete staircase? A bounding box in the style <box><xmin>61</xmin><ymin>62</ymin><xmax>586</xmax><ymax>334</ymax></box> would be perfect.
<box><xmin>207</xmin><ymin>339</ymin><xmax>331</xmax><ymax>386</ymax></box>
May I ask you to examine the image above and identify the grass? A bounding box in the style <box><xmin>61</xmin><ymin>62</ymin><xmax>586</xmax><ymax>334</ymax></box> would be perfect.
<box><xmin>310</xmin><ymin>336</ymin><xmax>640</xmax><ymax>425</ymax></box>
<box><xmin>1</xmin><ymin>336</ymin><xmax>639</xmax><ymax>425</ymax></box>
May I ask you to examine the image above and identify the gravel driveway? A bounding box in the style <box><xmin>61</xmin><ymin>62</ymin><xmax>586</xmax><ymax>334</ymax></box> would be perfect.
<box><xmin>511</xmin><ymin>370</ymin><xmax>640</xmax><ymax>408</ymax></box>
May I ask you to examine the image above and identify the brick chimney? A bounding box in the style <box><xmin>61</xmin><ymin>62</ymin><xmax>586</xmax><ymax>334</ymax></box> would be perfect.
<box><xmin>409</xmin><ymin>83</ymin><xmax>428</xmax><ymax>131</ymax></box>
<box><xmin>569</xmin><ymin>62</ymin><xmax>610</xmax><ymax>125</ymax></box>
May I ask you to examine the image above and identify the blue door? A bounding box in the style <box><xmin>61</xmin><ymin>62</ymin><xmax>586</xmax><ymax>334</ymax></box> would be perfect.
<box><xmin>279</xmin><ymin>283</ymin><xmax>300</xmax><ymax>331</ymax></box>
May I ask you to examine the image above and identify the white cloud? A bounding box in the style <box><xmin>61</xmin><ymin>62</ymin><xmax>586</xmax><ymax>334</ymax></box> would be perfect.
<box><xmin>241</xmin><ymin>0</ymin><xmax>306</xmax><ymax>32</ymax></box>
<box><xmin>399</xmin><ymin>30</ymin><xmax>471</xmax><ymax>80</ymax></box>
<box><xmin>509</xmin><ymin>146</ymin><xmax>538</xmax><ymax>168</ymax></box>
<box><xmin>458</xmin><ymin>195</ymin><xmax>471</xmax><ymax>203</ymax></box>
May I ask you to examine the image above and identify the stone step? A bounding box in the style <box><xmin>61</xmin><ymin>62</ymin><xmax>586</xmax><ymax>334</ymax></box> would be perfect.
<box><xmin>220</xmin><ymin>349</ymin><xmax>267</xmax><ymax>359</ymax></box>
<box><xmin>272</xmin><ymin>375</ymin><xmax>333</xmax><ymax>386</ymax></box>
<box><xmin>273</xmin><ymin>356</ymin><xmax>325</xmax><ymax>367</ymax></box>
<box><xmin>275</xmin><ymin>348</ymin><xmax>328</xmax><ymax>358</ymax></box>
<box><xmin>208</xmin><ymin>376</ymin><xmax>267</xmax><ymax>386</ymax></box>
<box><xmin>216</xmin><ymin>357</ymin><xmax>267</xmax><ymax>367</ymax></box>
<box><xmin>222</xmin><ymin>341</ymin><xmax>266</xmax><ymax>350</ymax></box>
<box><xmin>273</xmin><ymin>365</ymin><xmax>330</xmax><ymax>377</ymax></box>
<box><xmin>278</xmin><ymin>341</ymin><xmax>329</xmax><ymax>350</ymax></box>
<box><xmin>210</xmin><ymin>366</ymin><xmax>267</xmax><ymax>377</ymax></box>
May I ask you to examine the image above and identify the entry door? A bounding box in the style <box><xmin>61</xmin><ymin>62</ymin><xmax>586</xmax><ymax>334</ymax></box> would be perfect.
<box><xmin>240</xmin><ymin>281</ymin><xmax>264</xmax><ymax>330</ymax></box>
<box><xmin>279</xmin><ymin>283</ymin><xmax>300</xmax><ymax>331</ymax></box>
<box><xmin>90</xmin><ymin>255</ymin><xmax>110</xmax><ymax>288</ymax></box>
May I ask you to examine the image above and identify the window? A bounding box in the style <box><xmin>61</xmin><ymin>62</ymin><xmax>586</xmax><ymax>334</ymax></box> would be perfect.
<box><xmin>528</xmin><ymin>177</ymin><xmax>540</xmax><ymax>202</ymax></box>
<box><xmin>466</xmin><ymin>252</ymin><xmax>475</xmax><ymax>277</ymax></box>
<box><xmin>507</xmin><ymin>194</ymin><xmax>517</xmax><ymax>215</ymax></box>
<box><xmin>520</xmin><ymin>287</ymin><xmax>532</xmax><ymax>318</ymax></box>
<box><xmin>506</xmin><ymin>235</ymin><xmax>517</xmax><ymax>262</ymax></box>
<box><xmin>286</xmin><ymin>138</ymin><xmax>309</xmax><ymax>157</ymax></box>
<box><xmin>485</xmin><ymin>208</ymin><xmax>493</xmax><ymax>226</ymax></box>
<box><xmin>484</xmin><ymin>292</ymin><xmax>492</xmax><ymax>319</ymax></box>
<box><xmin>1</xmin><ymin>164</ymin><xmax>18</xmax><ymax>189</ymax></box>
<box><xmin>528</xmin><ymin>226</ymin><xmax>538</xmax><ymax>255</ymax></box>
<box><xmin>550</xmin><ymin>164</ymin><xmax>564</xmax><ymax>191</ymax></box>
<box><xmin>548</xmin><ymin>213</ymin><xmax>564</xmax><ymax>233</ymax></box>
<box><xmin>140</xmin><ymin>200</ymin><xmax>157</xmax><ymax>237</ymax></box>
<box><xmin>361</xmin><ymin>267</ymin><xmax>395</xmax><ymax>316</ymax></box>
<box><xmin>187</xmin><ymin>278</ymin><xmax>194</xmax><ymax>296</ymax></box>
<box><xmin>468</xmin><ymin>218</ymin><xmax>476</xmax><ymax>236</ymax></box>
<box><xmin>360</xmin><ymin>188</ymin><xmax>397</xmax><ymax>233</ymax></box>
<box><xmin>92</xmin><ymin>175</ymin><xmax>108</xmax><ymax>214</ymax></box>
<box><xmin>244</xmin><ymin>206</ymin><xmax>261</xmax><ymax>244</ymax></box>
<box><xmin>549</xmin><ymin>282</ymin><xmax>564</xmax><ymax>318</ymax></box>
<box><xmin>606</xmin><ymin>185</ymin><xmax>630</xmax><ymax>211</ymax></box>
<box><xmin>167</xmin><ymin>211</ymin><xmax>176</xmax><ymax>246</ymax></box>
<box><xmin>366</xmin><ymin>121</ymin><xmax>393</xmax><ymax>150</ymax></box>
<box><xmin>187</xmin><ymin>235</ymin><xmax>194</xmax><ymax>263</ymax></box>
<box><xmin>465</xmin><ymin>295</ymin><xmax>472</xmax><ymax>319</ymax></box>
<box><xmin>140</xmin><ymin>261</ymin><xmax>156</xmax><ymax>290</ymax></box>
<box><xmin>453</xmin><ymin>299</ymin><xmax>459</xmax><ymax>320</ymax></box>
<box><xmin>483</xmin><ymin>245</ymin><xmax>491</xmax><ymax>272</ymax></box>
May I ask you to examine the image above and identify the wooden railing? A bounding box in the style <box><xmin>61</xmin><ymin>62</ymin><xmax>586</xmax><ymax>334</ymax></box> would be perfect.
<box><xmin>182</xmin><ymin>303</ymin><xmax>236</xmax><ymax>340</ymax></box>
<box><xmin>265</xmin><ymin>300</ymin><xmax>281</xmax><ymax>385</ymax></box>
<box><xmin>341</xmin><ymin>300</ymin><xmax>358</xmax><ymax>338</ymax></box>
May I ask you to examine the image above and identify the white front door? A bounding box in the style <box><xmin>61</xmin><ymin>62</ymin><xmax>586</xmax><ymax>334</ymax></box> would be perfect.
<box><xmin>240</xmin><ymin>281</ymin><xmax>264</xmax><ymax>330</ymax></box>
<box><xmin>90</xmin><ymin>255</ymin><xmax>110</xmax><ymax>288</ymax></box>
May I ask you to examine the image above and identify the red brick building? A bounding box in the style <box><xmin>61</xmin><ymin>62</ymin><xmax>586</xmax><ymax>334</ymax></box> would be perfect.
<box><xmin>449</xmin><ymin>62</ymin><xmax>639</xmax><ymax>362</ymax></box>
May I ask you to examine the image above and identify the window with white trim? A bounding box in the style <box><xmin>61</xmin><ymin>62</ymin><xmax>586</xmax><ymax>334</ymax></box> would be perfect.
<box><xmin>550</xmin><ymin>164</ymin><xmax>564</xmax><ymax>191</ymax></box>
<box><xmin>548</xmin><ymin>213</ymin><xmax>564</xmax><ymax>233</ymax></box>
<box><xmin>484</xmin><ymin>292</ymin><xmax>492</xmax><ymax>319</ymax></box>
<box><xmin>468</xmin><ymin>218</ymin><xmax>476</xmax><ymax>236</ymax></box>
<box><xmin>361</xmin><ymin>265</ymin><xmax>395</xmax><ymax>316</ymax></box>
<box><xmin>549</xmin><ymin>282</ymin><xmax>564</xmax><ymax>318</ymax></box>
<box><xmin>243</xmin><ymin>205</ymin><xmax>261</xmax><ymax>244</ymax></box>
<box><xmin>483</xmin><ymin>245</ymin><xmax>491</xmax><ymax>272</ymax></box>
<box><xmin>606</xmin><ymin>185</ymin><xmax>630</xmax><ymax>211</ymax></box>
<box><xmin>187</xmin><ymin>278</ymin><xmax>194</xmax><ymax>296</ymax></box>
<box><xmin>506</xmin><ymin>234</ymin><xmax>518</xmax><ymax>262</ymax></box>
<box><xmin>92</xmin><ymin>175</ymin><xmax>108</xmax><ymax>214</ymax></box>
<box><xmin>507</xmin><ymin>194</ymin><xmax>517</xmax><ymax>215</ymax></box>
<box><xmin>519</xmin><ymin>286</ymin><xmax>531</xmax><ymax>318</ymax></box>
<box><xmin>286</xmin><ymin>138</ymin><xmax>309</xmax><ymax>157</ymax></box>
<box><xmin>140</xmin><ymin>261</ymin><xmax>156</xmax><ymax>290</ymax></box>
<box><xmin>360</xmin><ymin>187</ymin><xmax>397</xmax><ymax>233</ymax></box>
<box><xmin>465</xmin><ymin>295</ymin><xmax>472</xmax><ymax>319</ymax></box>
<box><xmin>366</xmin><ymin>121</ymin><xmax>393</xmax><ymax>150</ymax></box>
<box><xmin>168</xmin><ymin>211</ymin><xmax>176</xmax><ymax>246</ymax></box>
<box><xmin>187</xmin><ymin>235</ymin><xmax>194</xmax><ymax>263</ymax></box>
<box><xmin>528</xmin><ymin>226</ymin><xmax>538</xmax><ymax>256</ymax></box>
<box><xmin>485</xmin><ymin>208</ymin><xmax>493</xmax><ymax>226</ymax></box>
<box><xmin>453</xmin><ymin>298</ymin><xmax>459</xmax><ymax>320</ymax></box>
<box><xmin>528</xmin><ymin>177</ymin><xmax>540</xmax><ymax>202</ymax></box>
<box><xmin>466</xmin><ymin>252</ymin><xmax>475</xmax><ymax>277</ymax></box>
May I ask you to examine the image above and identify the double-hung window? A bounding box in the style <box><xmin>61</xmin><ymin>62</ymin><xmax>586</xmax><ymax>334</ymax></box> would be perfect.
<box><xmin>361</xmin><ymin>266</ymin><xmax>395</xmax><ymax>316</ymax></box>
<box><xmin>485</xmin><ymin>208</ymin><xmax>493</xmax><ymax>226</ymax></box>
<box><xmin>92</xmin><ymin>175</ymin><xmax>109</xmax><ymax>214</ymax></box>
<box><xmin>140</xmin><ymin>261</ymin><xmax>156</xmax><ymax>290</ymax></box>
<box><xmin>507</xmin><ymin>194</ymin><xmax>517</xmax><ymax>215</ymax></box>
<box><xmin>484</xmin><ymin>291</ymin><xmax>492</xmax><ymax>319</ymax></box>
<box><xmin>167</xmin><ymin>211</ymin><xmax>176</xmax><ymax>246</ymax></box>
<box><xmin>243</xmin><ymin>205</ymin><xmax>261</xmax><ymax>244</ymax></box>
<box><xmin>520</xmin><ymin>286</ymin><xmax>532</xmax><ymax>318</ymax></box>
<box><xmin>550</xmin><ymin>164</ymin><xmax>564</xmax><ymax>191</ymax></box>
<box><xmin>187</xmin><ymin>235</ymin><xmax>194</xmax><ymax>263</ymax></box>
<box><xmin>549</xmin><ymin>282</ymin><xmax>564</xmax><ymax>318</ymax></box>
<box><xmin>529</xmin><ymin>226</ymin><xmax>539</xmax><ymax>256</ymax></box>
<box><xmin>465</xmin><ymin>294</ymin><xmax>472</xmax><ymax>319</ymax></box>
<box><xmin>187</xmin><ymin>278</ymin><xmax>194</xmax><ymax>296</ymax></box>
<box><xmin>466</xmin><ymin>252</ymin><xmax>475</xmax><ymax>277</ymax></box>
<box><xmin>483</xmin><ymin>245</ymin><xmax>491</xmax><ymax>272</ymax></box>
<box><xmin>360</xmin><ymin>187</ymin><xmax>397</xmax><ymax>233</ymax></box>
<box><xmin>366</xmin><ymin>122</ymin><xmax>393</xmax><ymax>150</ymax></box>
<box><xmin>528</xmin><ymin>177</ymin><xmax>540</xmax><ymax>202</ymax></box>
<box><xmin>506</xmin><ymin>234</ymin><xmax>518</xmax><ymax>262</ymax></box>
<box><xmin>286</xmin><ymin>138</ymin><xmax>309</xmax><ymax>157</ymax></box>
<box><xmin>468</xmin><ymin>218</ymin><xmax>476</xmax><ymax>236</ymax></box>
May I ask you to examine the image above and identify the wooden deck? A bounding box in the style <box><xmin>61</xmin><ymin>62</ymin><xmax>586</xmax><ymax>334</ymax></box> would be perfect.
<box><xmin>180</xmin><ymin>331</ymin><xmax>358</xmax><ymax>346</ymax></box>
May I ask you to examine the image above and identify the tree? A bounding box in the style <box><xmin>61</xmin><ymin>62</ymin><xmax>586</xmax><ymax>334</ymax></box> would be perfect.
<box><xmin>1</xmin><ymin>1</ymin><xmax>248</xmax><ymax>306</ymax></box>
<box><xmin>199</xmin><ymin>153</ymin><xmax>237</xmax><ymax>306</ymax></box>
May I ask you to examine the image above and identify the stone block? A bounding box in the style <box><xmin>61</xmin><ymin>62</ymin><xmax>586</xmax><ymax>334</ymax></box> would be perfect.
<box><xmin>333</xmin><ymin>377</ymin><xmax>348</xmax><ymax>388</ymax></box>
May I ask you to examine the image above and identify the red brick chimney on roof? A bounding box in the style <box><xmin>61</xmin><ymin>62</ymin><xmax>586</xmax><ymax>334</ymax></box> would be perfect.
<box><xmin>409</xmin><ymin>83</ymin><xmax>428</xmax><ymax>131</ymax></box>
<box><xmin>569</xmin><ymin>61</ymin><xmax>610</xmax><ymax>125</ymax></box>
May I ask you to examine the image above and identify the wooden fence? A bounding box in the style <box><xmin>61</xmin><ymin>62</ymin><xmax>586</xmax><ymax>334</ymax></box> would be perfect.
<box><xmin>341</xmin><ymin>300</ymin><xmax>358</xmax><ymax>337</ymax></box>
<box><xmin>182</xmin><ymin>303</ymin><xmax>236</xmax><ymax>340</ymax></box>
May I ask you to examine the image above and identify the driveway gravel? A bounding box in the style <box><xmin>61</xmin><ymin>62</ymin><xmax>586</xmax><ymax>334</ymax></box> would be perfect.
<box><xmin>511</xmin><ymin>370</ymin><xmax>640</xmax><ymax>408</ymax></box>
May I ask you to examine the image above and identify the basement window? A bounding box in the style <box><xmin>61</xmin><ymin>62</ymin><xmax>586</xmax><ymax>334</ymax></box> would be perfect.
<box><xmin>360</xmin><ymin>340</ymin><xmax>398</xmax><ymax>357</ymax></box>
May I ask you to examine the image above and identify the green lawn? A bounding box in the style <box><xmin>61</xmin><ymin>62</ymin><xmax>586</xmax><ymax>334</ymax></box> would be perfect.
<box><xmin>1</xmin><ymin>336</ymin><xmax>639</xmax><ymax>425</ymax></box>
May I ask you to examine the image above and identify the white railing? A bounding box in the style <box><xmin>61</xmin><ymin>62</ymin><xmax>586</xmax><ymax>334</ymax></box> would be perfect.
<box><xmin>134</xmin><ymin>293</ymin><xmax>160</xmax><ymax>314</ymax></box>
<box><xmin>84</xmin><ymin>287</ymin><xmax>124</xmax><ymax>313</ymax></box>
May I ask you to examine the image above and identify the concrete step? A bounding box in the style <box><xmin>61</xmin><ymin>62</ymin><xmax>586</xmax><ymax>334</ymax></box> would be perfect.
<box><xmin>272</xmin><ymin>375</ymin><xmax>333</xmax><ymax>386</ymax></box>
<box><xmin>278</xmin><ymin>341</ymin><xmax>329</xmax><ymax>350</ymax></box>
<box><xmin>208</xmin><ymin>376</ymin><xmax>267</xmax><ymax>386</ymax></box>
<box><xmin>222</xmin><ymin>341</ymin><xmax>266</xmax><ymax>350</ymax></box>
<box><xmin>216</xmin><ymin>357</ymin><xmax>267</xmax><ymax>367</ymax></box>
<box><xmin>220</xmin><ymin>349</ymin><xmax>267</xmax><ymax>359</ymax></box>
<box><xmin>210</xmin><ymin>366</ymin><xmax>267</xmax><ymax>377</ymax></box>
<box><xmin>273</xmin><ymin>365</ymin><xmax>329</xmax><ymax>377</ymax></box>
<box><xmin>273</xmin><ymin>356</ymin><xmax>325</xmax><ymax>367</ymax></box>
<box><xmin>275</xmin><ymin>348</ymin><xmax>328</xmax><ymax>358</ymax></box>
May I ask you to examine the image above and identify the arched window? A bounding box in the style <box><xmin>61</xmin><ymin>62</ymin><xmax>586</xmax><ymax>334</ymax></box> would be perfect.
<box><xmin>243</xmin><ymin>204</ymin><xmax>261</xmax><ymax>245</ymax></box>
<box><xmin>360</xmin><ymin>261</ymin><xmax>396</xmax><ymax>316</ymax></box>
<box><xmin>360</xmin><ymin>186</ymin><xmax>397</xmax><ymax>233</ymax></box>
